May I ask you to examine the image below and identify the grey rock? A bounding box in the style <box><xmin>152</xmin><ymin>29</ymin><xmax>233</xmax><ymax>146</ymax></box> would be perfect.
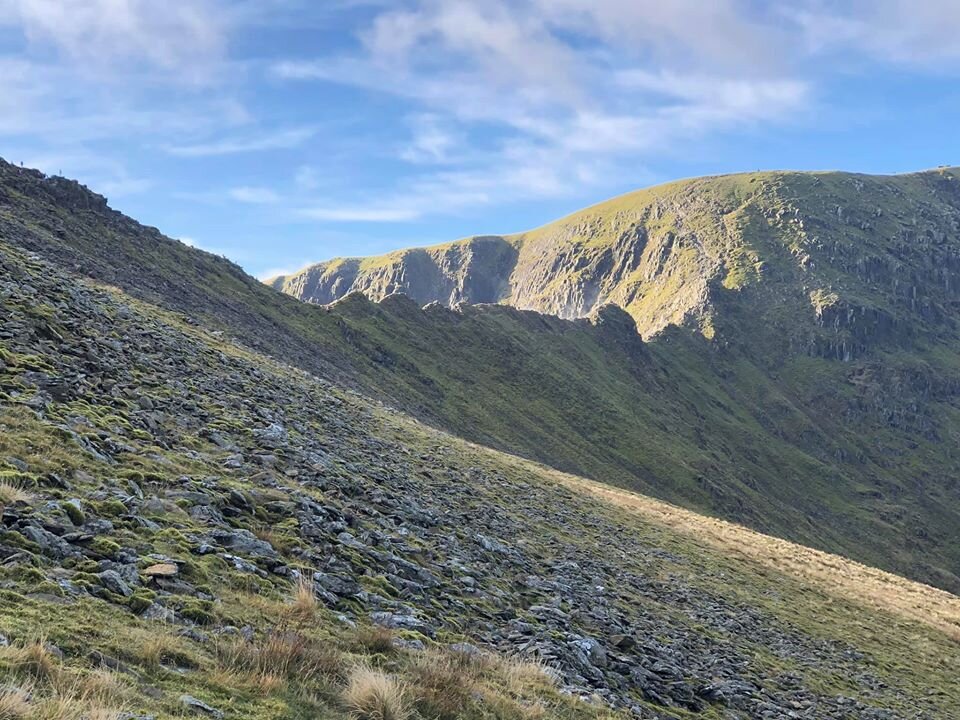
<box><xmin>253</xmin><ymin>422</ymin><xmax>287</xmax><ymax>449</ymax></box>
<box><xmin>98</xmin><ymin>569</ymin><xmax>133</xmax><ymax>597</ymax></box>
<box><xmin>179</xmin><ymin>695</ymin><xmax>224</xmax><ymax>719</ymax></box>
<box><xmin>208</xmin><ymin>528</ymin><xmax>278</xmax><ymax>561</ymax></box>
<box><xmin>370</xmin><ymin>611</ymin><xmax>436</xmax><ymax>637</ymax></box>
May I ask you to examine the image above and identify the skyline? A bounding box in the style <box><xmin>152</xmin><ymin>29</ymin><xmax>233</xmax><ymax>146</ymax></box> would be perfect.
<box><xmin>0</xmin><ymin>0</ymin><xmax>958</xmax><ymax>279</ymax></box>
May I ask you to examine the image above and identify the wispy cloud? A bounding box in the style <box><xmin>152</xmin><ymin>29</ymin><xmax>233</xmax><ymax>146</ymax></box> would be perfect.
<box><xmin>163</xmin><ymin>126</ymin><xmax>316</xmax><ymax>157</ymax></box>
<box><xmin>0</xmin><ymin>0</ymin><xmax>227</xmax><ymax>83</ymax></box>
<box><xmin>399</xmin><ymin>114</ymin><xmax>461</xmax><ymax>164</ymax></box>
<box><xmin>791</xmin><ymin>1</ymin><xmax>960</xmax><ymax>66</ymax></box>
<box><xmin>228</xmin><ymin>185</ymin><xmax>281</xmax><ymax>204</ymax></box>
<box><xmin>271</xmin><ymin>0</ymin><xmax>809</xmax><ymax>220</ymax></box>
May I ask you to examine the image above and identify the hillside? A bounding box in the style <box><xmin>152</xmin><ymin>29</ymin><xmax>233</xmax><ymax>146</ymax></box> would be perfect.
<box><xmin>2</xmin><ymin>229</ymin><xmax>960</xmax><ymax>719</ymax></box>
<box><xmin>2</xmin><ymin>159</ymin><xmax>960</xmax><ymax>596</ymax></box>
<box><xmin>271</xmin><ymin>168</ymin><xmax>960</xmax><ymax>352</ymax></box>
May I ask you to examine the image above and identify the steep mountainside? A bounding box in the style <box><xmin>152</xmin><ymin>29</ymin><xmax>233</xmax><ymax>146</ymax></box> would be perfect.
<box><xmin>272</xmin><ymin>168</ymin><xmax>960</xmax><ymax>352</ymax></box>
<box><xmin>2</xmin><ymin>159</ymin><xmax>960</xmax><ymax>595</ymax></box>
<box><xmin>2</xmin><ymin>233</ymin><xmax>960</xmax><ymax>719</ymax></box>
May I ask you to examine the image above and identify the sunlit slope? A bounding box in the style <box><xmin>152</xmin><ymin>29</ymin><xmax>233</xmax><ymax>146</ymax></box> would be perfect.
<box><xmin>274</xmin><ymin>167</ymin><xmax>960</xmax><ymax>346</ymax></box>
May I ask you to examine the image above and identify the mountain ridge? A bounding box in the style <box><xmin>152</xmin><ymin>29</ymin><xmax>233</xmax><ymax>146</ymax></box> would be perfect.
<box><xmin>270</xmin><ymin>166</ymin><xmax>960</xmax><ymax>351</ymax></box>
<box><xmin>3</xmin><ymin>157</ymin><xmax>960</xmax><ymax>597</ymax></box>
<box><xmin>268</xmin><ymin>166</ymin><xmax>960</xmax><ymax>291</ymax></box>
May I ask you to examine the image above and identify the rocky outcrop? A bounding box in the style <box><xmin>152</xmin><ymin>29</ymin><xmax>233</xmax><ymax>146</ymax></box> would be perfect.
<box><xmin>271</xmin><ymin>236</ymin><xmax>518</xmax><ymax>306</ymax></box>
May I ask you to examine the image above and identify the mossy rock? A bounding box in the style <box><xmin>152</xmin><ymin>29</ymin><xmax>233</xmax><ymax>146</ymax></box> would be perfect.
<box><xmin>179</xmin><ymin>598</ymin><xmax>216</xmax><ymax>625</ymax></box>
<box><xmin>1</xmin><ymin>531</ymin><xmax>41</xmax><ymax>553</ymax></box>
<box><xmin>89</xmin><ymin>537</ymin><xmax>122</xmax><ymax>559</ymax></box>
<box><xmin>97</xmin><ymin>499</ymin><xmax>129</xmax><ymax>517</ymax></box>
<box><xmin>0</xmin><ymin>470</ymin><xmax>39</xmax><ymax>488</ymax></box>
<box><xmin>128</xmin><ymin>590</ymin><xmax>157</xmax><ymax>614</ymax></box>
<box><xmin>63</xmin><ymin>499</ymin><xmax>86</xmax><ymax>526</ymax></box>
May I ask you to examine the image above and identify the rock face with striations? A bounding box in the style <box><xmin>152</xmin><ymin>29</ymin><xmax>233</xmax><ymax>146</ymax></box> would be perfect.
<box><xmin>271</xmin><ymin>236</ymin><xmax>518</xmax><ymax>307</ymax></box>
<box><xmin>271</xmin><ymin>168</ymin><xmax>960</xmax><ymax>362</ymax></box>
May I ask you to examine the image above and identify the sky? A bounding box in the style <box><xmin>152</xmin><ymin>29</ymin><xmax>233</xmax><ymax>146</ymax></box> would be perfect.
<box><xmin>0</xmin><ymin>1</ymin><xmax>959</xmax><ymax>279</ymax></box>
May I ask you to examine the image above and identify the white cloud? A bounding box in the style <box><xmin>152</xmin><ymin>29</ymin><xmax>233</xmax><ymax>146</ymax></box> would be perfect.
<box><xmin>791</xmin><ymin>1</ymin><xmax>960</xmax><ymax>66</ymax></box>
<box><xmin>399</xmin><ymin>114</ymin><xmax>460</xmax><ymax>164</ymax></box>
<box><xmin>163</xmin><ymin>127</ymin><xmax>316</xmax><ymax>157</ymax></box>
<box><xmin>272</xmin><ymin>0</ymin><xmax>809</xmax><ymax>220</ymax></box>
<box><xmin>0</xmin><ymin>0</ymin><xmax>226</xmax><ymax>82</ymax></box>
<box><xmin>228</xmin><ymin>186</ymin><xmax>281</xmax><ymax>204</ymax></box>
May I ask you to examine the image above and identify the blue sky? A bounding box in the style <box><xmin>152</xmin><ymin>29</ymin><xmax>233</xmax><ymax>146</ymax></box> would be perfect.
<box><xmin>1</xmin><ymin>1</ymin><xmax>959</xmax><ymax>279</ymax></box>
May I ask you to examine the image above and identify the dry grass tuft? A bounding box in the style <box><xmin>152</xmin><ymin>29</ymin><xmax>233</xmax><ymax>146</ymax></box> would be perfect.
<box><xmin>352</xmin><ymin>625</ymin><xmax>396</xmax><ymax>656</ymax></box>
<box><xmin>287</xmin><ymin>575</ymin><xmax>318</xmax><ymax>623</ymax></box>
<box><xmin>0</xmin><ymin>669</ymin><xmax>129</xmax><ymax>720</ymax></box>
<box><xmin>0</xmin><ymin>478</ymin><xmax>32</xmax><ymax>507</ymax></box>
<box><xmin>137</xmin><ymin>633</ymin><xmax>197</xmax><ymax>670</ymax></box>
<box><xmin>0</xmin><ymin>685</ymin><xmax>31</xmax><ymax>720</ymax></box>
<box><xmin>342</xmin><ymin>665</ymin><xmax>411</xmax><ymax>720</ymax></box>
<box><xmin>216</xmin><ymin>630</ymin><xmax>342</xmax><ymax>694</ymax></box>
<box><xmin>2</xmin><ymin>640</ymin><xmax>59</xmax><ymax>681</ymax></box>
<box><xmin>499</xmin><ymin>656</ymin><xmax>558</xmax><ymax>696</ymax></box>
<box><xmin>409</xmin><ymin>649</ymin><xmax>481</xmax><ymax>719</ymax></box>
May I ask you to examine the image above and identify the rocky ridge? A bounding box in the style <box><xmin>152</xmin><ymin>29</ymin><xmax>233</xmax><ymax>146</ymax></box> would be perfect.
<box><xmin>271</xmin><ymin>168</ymin><xmax>960</xmax><ymax>356</ymax></box>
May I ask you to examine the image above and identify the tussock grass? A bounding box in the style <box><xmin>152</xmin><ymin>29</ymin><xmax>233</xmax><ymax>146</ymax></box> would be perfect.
<box><xmin>409</xmin><ymin>648</ymin><xmax>480</xmax><ymax>719</ymax></box>
<box><xmin>136</xmin><ymin>632</ymin><xmax>197</xmax><ymax>670</ymax></box>
<box><xmin>499</xmin><ymin>655</ymin><xmax>558</xmax><ymax>696</ymax></box>
<box><xmin>0</xmin><ymin>684</ymin><xmax>31</xmax><ymax>720</ymax></box>
<box><xmin>215</xmin><ymin>630</ymin><xmax>343</xmax><ymax>692</ymax></box>
<box><xmin>2</xmin><ymin>639</ymin><xmax>59</xmax><ymax>681</ymax></box>
<box><xmin>342</xmin><ymin>665</ymin><xmax>410</xmax><ymax>720</ymax></box>
<box><xmin>286</xmin><ymin>574</ymin><xmax>318</xmax><ymax>623</ymax></box>
<box><xmin>0</xmin><ymin>478</ymin><xmax>32</xmax><ymax>507</ymax></box>
<box><xmin>0</xmin><ymin>655</ymin><xmax>129</xmax><ymax>720</ymax></box>
<box><xmin>351</xmin><ymin>625</ymin><xmax>396</xmax><ymax>656</ymax></box>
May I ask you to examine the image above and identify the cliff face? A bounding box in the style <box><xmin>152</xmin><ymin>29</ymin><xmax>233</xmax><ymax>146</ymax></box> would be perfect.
<box><xmin>272</xmin><ymin>169</ymin><xmax>960</xmax><ymax>358</ymax></box>
<box><xmin>271</xmin><ymin>236</ymin><xmax>518</xmax><ymax>306</ymax></box>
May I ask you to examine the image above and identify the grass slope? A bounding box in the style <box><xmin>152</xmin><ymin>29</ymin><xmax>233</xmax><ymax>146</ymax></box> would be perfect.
<box><xmin>1</xmin><ymin>237</ymin><xmax>959</xmax><ymax>719</ymax></box>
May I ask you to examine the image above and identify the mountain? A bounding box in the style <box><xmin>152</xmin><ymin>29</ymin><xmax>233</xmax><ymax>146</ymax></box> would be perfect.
<box><xmin>3</xmin><ymin>159</ymin><xmax>960</xmax><ymax>598</ymax></box>
<box><xmin>1</xmin><ymin>192</ymin><xmax>959</xmax><ymax>718</ymax></box>
<box><xmin>270</xmin><ymin>168</ymin><xmax>960</xmax><ymax>349</ymax></box>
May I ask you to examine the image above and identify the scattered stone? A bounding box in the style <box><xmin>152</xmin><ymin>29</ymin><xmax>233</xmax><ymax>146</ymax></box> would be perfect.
<box><xmin>179</xmin><ymin>695</ymin><xmax>224</xmax><ymax>719</ymax></box>
<box><xmin>98</xmin><ymin>569</ymin><xmax>133</xmax><ymax>597</ymax></box>
<box><xmin>142</xmin><ymin>563</ymin><xmax>178</xmax><ymax>578</ymax></box>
